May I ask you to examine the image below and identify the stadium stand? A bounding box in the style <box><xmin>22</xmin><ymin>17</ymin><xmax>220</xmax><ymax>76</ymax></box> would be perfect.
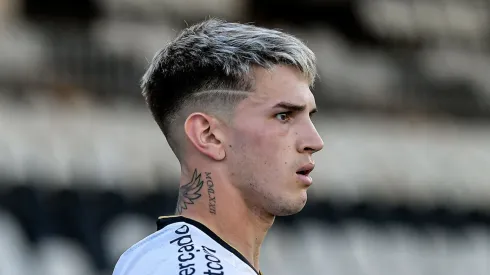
<box><xmin>1</xmin><ymin>0</ymin><xmax>490</xmax><ymax>274</ymax></box>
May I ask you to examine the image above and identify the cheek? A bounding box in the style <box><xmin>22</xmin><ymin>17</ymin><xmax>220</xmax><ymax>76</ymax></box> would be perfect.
<box><xmin>235</xmin><ymin>124</ymin><xmax>272</xmax><ymax>149</ymax></box>
<box><xmin>230</xmin><ymin>122</ymin><xmax>295</xmax><ymax>172</ymax></box>
<box><xmin>238</xmin><ymin>129</ymin><xmax>292</xmax><ymax>172</ymax></box>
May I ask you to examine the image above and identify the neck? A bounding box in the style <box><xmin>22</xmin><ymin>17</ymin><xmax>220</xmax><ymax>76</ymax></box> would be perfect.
<box><xmin>176</xmin><ymin>165</ymin><xmax>274</xmax><ymax>271</ymax></box>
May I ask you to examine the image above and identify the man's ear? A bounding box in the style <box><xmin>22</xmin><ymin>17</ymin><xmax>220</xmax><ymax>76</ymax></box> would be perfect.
<box><xmin>184</xmin><ymin>112</ymin><xmax>226</xmax><ymax>161</ymax></box>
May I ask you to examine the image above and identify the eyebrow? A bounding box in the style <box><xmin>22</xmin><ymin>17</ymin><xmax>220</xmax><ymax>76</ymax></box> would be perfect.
<box><xmin>273</xmin><ymin>102</ymin><xmax>318</xmax><ymax>114</ymax></box>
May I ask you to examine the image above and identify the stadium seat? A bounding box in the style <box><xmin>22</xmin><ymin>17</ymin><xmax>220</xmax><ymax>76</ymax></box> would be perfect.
<box><xmin>36</xmin><ymin>237</ymin><xmax>96</xmax><ymax>275</ymax></box>
<box><xmin>0</xmin><ymin>23</ymin><xmax>46</xmax><ymax>85</ymax></box>
<box><xmin>462</xmin><ymin>226</ymin><xmax>490</xmax><ymax>275</ymax></box>
<box><xmin>359</xmin><ymin>0</ymin><xmax>416</xmax><ymax>37</ymax></box>
<box><xmin>303</xmin><ymin>29</ymin><xmax>399</xmax><ymax>105</ymax></box>
<box><xmin>419</xmin><ymin>49</ymin><xmax>490</xmax><ymax>103</ymax></box>
<box><xmin>102</xmin><ymin>213</ymin><xmax>155</xmax><ymax>268</ymax></box>
<box><xmin>0</xmin><ymin>126</ymin><xmax>14</xmax><ymax>182</ymax></box>
<box><xmin>0</xmin><ymin>210</ymin><xmax>32</xmax><ymax>275</ymax></box>
<box><xmin>260</xmin><ymin>226</ymin><xmax>295</xmax><ymax>275</ymax></box>
<box><xmin>296</xmin><ymin>221</ymin><xmax>359</xmax><ymax>275</ymax></box>
<box><xmin>443</xmin><ymin>2</ymin><xmax>488</xmax><ymax>38</ymax></box>
<box><xmin>0</xmin><ymin>0</ymin><xmax>20</xmax><ymax>23</ymax></box>
<box><xmin>92</xmin><ymin>20</ymin><xmax>175</xmax><ymax>66</ymax></box>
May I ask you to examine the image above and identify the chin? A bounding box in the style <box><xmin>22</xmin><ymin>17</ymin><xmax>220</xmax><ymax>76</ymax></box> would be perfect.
<box><xmin>272</xmin><ymin>195</ymin><xmax>308</xmax><ymax>216</ymax></box>
<box><xmin>275</xmin><ymin>205</ymin><xmax>305</xmax><ymax>216</ymax></box>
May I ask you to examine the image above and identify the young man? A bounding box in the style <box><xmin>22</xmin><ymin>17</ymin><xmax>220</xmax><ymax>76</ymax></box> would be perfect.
<box><xmin>113</xmin><ymin>19</ymin><xmax>324</xmax><ymax>275</ymax></box>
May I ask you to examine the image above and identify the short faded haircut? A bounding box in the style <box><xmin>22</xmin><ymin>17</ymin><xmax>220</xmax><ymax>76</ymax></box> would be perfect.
<box><xmin>141</xmin><ymin>19</ymin><xmax>317</xmax><ymax>158</ymax></box>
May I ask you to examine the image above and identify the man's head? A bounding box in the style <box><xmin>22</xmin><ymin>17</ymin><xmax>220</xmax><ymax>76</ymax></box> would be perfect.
<box><xmin>142</xmin><ymin>19</ymin><xmax>324</xmax><ymax>216</ymax></box>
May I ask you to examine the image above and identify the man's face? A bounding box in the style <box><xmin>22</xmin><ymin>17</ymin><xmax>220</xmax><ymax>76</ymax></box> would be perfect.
<box><xmin>225</xmin><ymin>65</ymin><xmax>324</xmax><ymax>216</ymax></box>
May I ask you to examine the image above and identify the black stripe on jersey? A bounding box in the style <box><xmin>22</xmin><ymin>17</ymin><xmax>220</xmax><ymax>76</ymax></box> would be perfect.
<box><xmin>157</xmin><ymin>216</ymin><xmax>260</xmax><ymax>275</ymax></box>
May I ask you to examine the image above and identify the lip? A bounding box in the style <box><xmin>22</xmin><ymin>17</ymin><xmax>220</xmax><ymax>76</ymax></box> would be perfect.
<box><xmin>296</xmin><ymin>163</ymin><xmax>315</xmax><ymax>186</ymax></box>
<box><xmin>296</xmin><ymin>173</ymin><xmax>313</xmax><ymax>186</ymax></box>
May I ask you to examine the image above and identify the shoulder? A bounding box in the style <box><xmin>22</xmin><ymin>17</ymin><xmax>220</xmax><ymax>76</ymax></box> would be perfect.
<box><xmin>112</xmin><ymin>219</ymin><xmax>242</xmax><ymax>275</ymax></box>
<box><xmin>112</xmin><ymin>224</ymin><xmax>178</xmax><ymax>275</ymax></box>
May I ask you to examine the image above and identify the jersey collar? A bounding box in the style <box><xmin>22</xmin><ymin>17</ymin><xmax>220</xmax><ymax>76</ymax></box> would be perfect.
<box><xmin>157</xmin><ymin>215</ymin><xmax>262</xmax><ymax>275</ymax></box>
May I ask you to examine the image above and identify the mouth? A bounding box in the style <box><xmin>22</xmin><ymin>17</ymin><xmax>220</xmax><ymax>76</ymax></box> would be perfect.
<box><xmin>296</xmin><ymin>163</ymin><xmax>314</xmax><ymax>176</ymax></box>
<box><xmin>296</xmin><ymin>163</ymin><xmax>315</xmax><ymax>185</ymax></box>
<box><xmin>296</xmin><ymin>169</ymin><xmax>312</xmax><ymax>176</ymax></box>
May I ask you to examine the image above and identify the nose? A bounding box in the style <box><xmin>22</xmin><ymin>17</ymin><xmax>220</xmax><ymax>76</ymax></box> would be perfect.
<box><xmin>298</xmin><ymin>123</ymin><xmax>324</xmax><ymax>154</ymax></box>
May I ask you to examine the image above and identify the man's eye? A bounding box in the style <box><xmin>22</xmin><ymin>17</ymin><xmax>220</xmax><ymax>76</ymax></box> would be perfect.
<box><xmin>275</xmin><ymin>112</ymin><xmax>291</xmax><ymax>122</ymax></box>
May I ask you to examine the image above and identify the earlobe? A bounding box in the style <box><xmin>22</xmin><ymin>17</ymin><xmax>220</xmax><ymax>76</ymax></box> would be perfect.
<box><xmin>216</xmin><ymin>146</ymin><xmax>226</xmax><ymax>161</ymax></box>
<box><xmin>184</xmin><ymin>113</ymin><xmax>225</xmax><ymax>161</ymax></box>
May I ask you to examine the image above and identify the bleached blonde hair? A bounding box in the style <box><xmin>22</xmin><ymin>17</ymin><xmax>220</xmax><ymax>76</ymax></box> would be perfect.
<box><xmin>141</xmin><ymin>19</ymin><xmax>317</xmax><ymax>157</ymax></box>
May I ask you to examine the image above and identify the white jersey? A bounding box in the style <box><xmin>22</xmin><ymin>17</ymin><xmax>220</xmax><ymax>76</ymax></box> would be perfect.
<box><xmin>113</xmin><ymin>216</ymin><xmax>262</xmax><ymax>275</ymax></box>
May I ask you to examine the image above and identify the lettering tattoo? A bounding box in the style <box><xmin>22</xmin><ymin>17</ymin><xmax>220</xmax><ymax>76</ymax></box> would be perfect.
<box><xmin>205</xmin><ymin>172</ymin><xmax>216</xmax><ymax>215</ymax></box>
<box><xmin>176</xmin><ymin>169</ymin><xmax>204</xmax><ymax>214</ymax></box>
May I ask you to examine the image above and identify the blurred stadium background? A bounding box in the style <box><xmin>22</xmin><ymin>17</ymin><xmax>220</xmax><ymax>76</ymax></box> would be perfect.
<box><xmin>1</xmin><ymin>0</ymin><xmax>490</xmax><ymax>274</ymax></box>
